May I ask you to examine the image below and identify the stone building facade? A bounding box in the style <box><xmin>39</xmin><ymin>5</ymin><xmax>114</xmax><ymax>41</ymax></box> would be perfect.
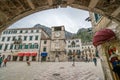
<box><xmin>90</xmin><ymin>12</ymin><xmax>120</xmax><ymax>80</ymax></box>
<box><xmin>66</xmin><ymin>38</ymin><xmax>82</xmax><ymax>61</ymax></box>
<box><xmin>39</xmin><ymin>30</ymin><xmax>51</xmax><ymax>62</ymax></box>
<box><xmin>82</xmin><ymin>42</ymin><xmax>96</xmax><ymax>58</ymax></box>
<box><xmin>0</xmin><ymin>27</ymin><xmax>50</xmax><ymax>62</ymax></box>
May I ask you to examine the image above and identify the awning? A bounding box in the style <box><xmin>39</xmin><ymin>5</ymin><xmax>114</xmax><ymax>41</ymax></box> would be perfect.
<box><xmin>31</xmin><ymin>53</ymin><xmax>37</xmax><ymax>56</ymax></box>
<box><xmin>93</xmin><ymin>29</ymin><xmax>115</xmax><ymax>47</ymax></box>
<box><xmin>18</xmin><ymin>53</ymin><xmax>24</xmax><ymax>56</ymax></box>
<box><xmin>41</xmin><ymin>52</ymin><xmax>48</xmax><ymax>56</ymax></box>
<box><xmin>24</xmin><ymin>53</ymin><xmax>31</xmax><ymax>56</ymax></box>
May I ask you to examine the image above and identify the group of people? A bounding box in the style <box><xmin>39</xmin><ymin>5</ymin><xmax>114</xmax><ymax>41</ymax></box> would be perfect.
<box><xmin>0</xmin><ymin>55</ymin><xmax>8</xmax><ymax>67</ymax></box>
<box><xmin>68</xmin><ymin>55</ymin><xmax>97</xmax><ymax>66</ymax></box>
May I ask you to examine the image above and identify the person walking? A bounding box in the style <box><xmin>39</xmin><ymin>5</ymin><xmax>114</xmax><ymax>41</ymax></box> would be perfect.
<box><xmin>0</xmin><ymin>55</ymin><xmax>3</xmax><ymax>67</ymax></box>
<box><xmin>3</xmin><ymin>58</ymin><xmax>8</xmax><ymax>67</ymax></box>
<box><xmin>93</xmin><ymin>57</ymin><xmax>97</xmax><ymax>66</ymax></box>
<box><xmin>26</xmin><ymin>60</ymin><xmax>30</xmax><ymax>66</ymax></box>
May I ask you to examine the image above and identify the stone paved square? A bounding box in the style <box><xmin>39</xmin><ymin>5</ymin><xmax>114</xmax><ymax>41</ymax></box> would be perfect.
<box><xmin>0</xmin><ymin>59</ymin><xmax>104</xmax><ymax>80</ymax></box>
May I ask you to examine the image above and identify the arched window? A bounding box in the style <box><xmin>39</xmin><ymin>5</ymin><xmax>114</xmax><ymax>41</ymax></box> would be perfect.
<box><xmin>71</xmin><ymin>41</ymin><xmax>75</xmax><ymax>47</ymax></box>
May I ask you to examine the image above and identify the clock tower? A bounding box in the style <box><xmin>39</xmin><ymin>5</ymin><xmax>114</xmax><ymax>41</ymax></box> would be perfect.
<box><xmin>50</xmin><ymin>26</ymin><xmax>66</xmax><ymax>61</ymax></box>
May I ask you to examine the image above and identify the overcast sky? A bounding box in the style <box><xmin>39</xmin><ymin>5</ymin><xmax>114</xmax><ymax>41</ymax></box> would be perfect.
<box><xmin>9</xmin><ymin>6</ymin><xmax>91</xmax><ymax>33</ymax></box>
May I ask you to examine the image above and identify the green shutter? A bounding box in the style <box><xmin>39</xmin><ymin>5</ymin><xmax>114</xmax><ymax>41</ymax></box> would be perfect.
<box><xmin>25</xmin><ymin>44</ymin><xmax>28</xmax><ymax>49</ymax></box>
<box><xmin>10</xmin><ymin>44</ymin><xmax>13</xmax><ymax>49</ymax></box>
<box><xmin>19</xmin><ymin>44</ymin><xmax>22</xmax><ymax>49</ymax></box>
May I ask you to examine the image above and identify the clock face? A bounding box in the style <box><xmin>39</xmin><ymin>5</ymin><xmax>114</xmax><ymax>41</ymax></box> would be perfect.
<box><xmin>55</xmin><ymin>32</ymin><xmax>61</xmax><ymax>37</ymax></box>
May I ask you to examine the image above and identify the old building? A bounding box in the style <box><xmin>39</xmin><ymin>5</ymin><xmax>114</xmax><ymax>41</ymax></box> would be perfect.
<box><xmin>66</xmin><ymin>38</ymin><xmax>82</xmax><ymax>61</ymax></box>
<box><xmin>82</xmin><ymin>42</ymin><xmax>96</xmax><ymax>59</ymax></box>
<box><xmin>40</xmin><ymin>38</ymin><xmax>51</xmax><ymax>62</ymax></box>
<box><xmin>50</xmin><ymin>26</ymin><xmax>66</xmax><ymax>62</ymax></box>
<box><xmin>0</xmin><ymin>27</ymin><xmax>50</xmax><ymax>62</ymax></box>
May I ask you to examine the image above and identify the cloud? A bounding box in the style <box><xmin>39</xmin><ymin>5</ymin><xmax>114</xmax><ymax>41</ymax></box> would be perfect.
<box><xmin>9</xmin><ymin>7</ymin><xmax>91</xmax><ymax>33</ymax></box>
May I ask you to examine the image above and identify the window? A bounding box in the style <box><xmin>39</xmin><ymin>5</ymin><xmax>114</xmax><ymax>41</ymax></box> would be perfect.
<box><xmin>0</xmin><ymin>44</ymin><xmax>3</xmax><ymax>50</ymax></box>
<box><xmin>68</xmin><ymin>50</ymin><xmax>72</xmax><ymax>55</ymax></box>
<box><xmin>5</xmin><ymin>31</ymin><xmax>7</xmax><ymax>34</ymax></box>
<box><xmin>68</xmin><ymin>45</ymin><xmax>71</xmax><ymax>48</ymax></box>
<box><xmin>25</xmin><ymin>44</ymin><xmax>28</xmax><ymax>49</ymax></box>
<box><xmin>24</xmin><ymin>36</ymin><xmax>27</xmax><ymax>41</ymax></box>
<box><xmin>7</xmin><ymin>37</ymin><xmax>10</xmax><ymax>41</ymax></box>
<box><xmin>10</xmin><ymin>44</ymin><xmax>13</xmax><ymax>49</ymax></box>
<box><xmin>31</xmin><ymin>30</ymin><xmax>33</xmax><ymax>33</ymax></box>
<box><xmin>8</xmin><ymin>31</ymin><xmax>11</xmax><ymax>34</ymax></box>
<box><xmin>18</xmin><ymin>37</ymin><xmax>21</xmax><ymax>41</ymax></box>
<box><xmin>76</xmin><ymin>50</ymin><xmax>81</xmax><ymax>55</ymax></box>
<box><xmin>14</xmin><ymin>45</ymin><xmax>17</xmax><ymax>49</ymax></box>
<box><xmin>2</xmin><ymin>37</ymin><xmax>5</xmax><ymax>41</ymax></box>
<box><xmin>29</xmin><ymin>43</ymin><xmax>32</xmax><ymax>49</ymax></box>
<box><xmin>4</xmin><ymin>44</ymin><xmax>8</xmax><ymax>51</ymax></box>
<box><xmin>3</xmin><ymin>31</ymin><xmax>6</xmax><ymax>34</ymax></box>
<box><xmin>30</xmin><ymin>44</ymin><xmax>34</xmax><ymax>49</ymax></box>
<box><xmin>54</xmin><ymin>27</ymin><xmax>61</xmax><ymax>31</ymax></box>
<box><xmin>88</xmin><ymin>46</ymin><xmax>90</xmax><ymax>49</ymax></box>
<box><xmin>76</xmin><ymin>40</ymin><xmax>79</xmax><ymax>42</ymax></box>
<box><xmin>19</xmin><ymin>44</ymin><xmax>22</xmax><ymax>49</ymax></box>
<box><xmin>35</xmin><ymin>36</ymin><xmax>38</xmax><ymax>40</ymax></box>
<box><xmin>36</xmin><ymin>30</ymin><xmax>39</xmax><ymax>33</ymax></box>
<box><xmin>11</xmin><ymin>30</ymin><xmax>14</xmax><ymax>34</ymax></box>
<box><xmin>76</xmin><ymin>45</ymin><xmax>80</xmax><ymax>47</ymax></box>
<box><xmin>71</xmin><ymin>41</ymin><xmax>75</xmax><ymax>47</ymax></box>
<box><xmin>91</xmin><ymin>46</ymin><xmax>93</xmax><ymax>48</ymax></box>
<box><xmin>94</xmin><ymin>13</ymin><xmax>102</xmax><ymax>23</ymax></box>
<box><xmin>22</xmin><ymin>44</ymin><xmax>25</xmax><ymax>49</ymax></box>
<box><xmin>44</xmin><ymin>40</ymin><xmax>47</xmax><ymax>44</ymax></box>
<box><xmin>34</xmin><ymin>43</ymin><xmax>38</xmax><ymax>49</ymax></box>
<box><xmin>68</xmin><ymin>41</ymin><xmax>70</xmax><ymax>43</ymax></box>
<box><xmin>29</xmin><ymin>36</ymin><xmax>33</xmax><ymax>41</ymax></box>
<box><xmin>25</xmin><ymin>30</ymin><xmax>28</xmax><ymax>33</ymax></box>
<box><xmin>12</xmin><ymin>36</ymin><xmax>15</xmax><ymax>41</ymax></box>
<box><xmin>20</xmin><ymin>30</ymin><xmax>22</xmax><ymax>33</ymax></box>
<box><xmin>14</xmin><ymin>30</ymin><xmax>17</xmax><ymax>33</ymax></box>
<box><xmin>43</xmin><ymin>47</ymin><xmax>46</xmax><ymax>52</ymax></box>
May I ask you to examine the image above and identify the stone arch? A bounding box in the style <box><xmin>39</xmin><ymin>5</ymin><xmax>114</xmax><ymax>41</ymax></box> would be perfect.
<box><xmin>0</xmin><ymin>0</ymin><xmax>120</xmax><ymax>32</ymax></box>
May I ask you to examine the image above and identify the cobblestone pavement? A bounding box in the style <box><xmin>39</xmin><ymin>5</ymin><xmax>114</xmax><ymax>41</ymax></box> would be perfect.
<box><xmin>0</xmin><ymin>59</ymin><xmax>104</xmax><ymax>80</ymax></box>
